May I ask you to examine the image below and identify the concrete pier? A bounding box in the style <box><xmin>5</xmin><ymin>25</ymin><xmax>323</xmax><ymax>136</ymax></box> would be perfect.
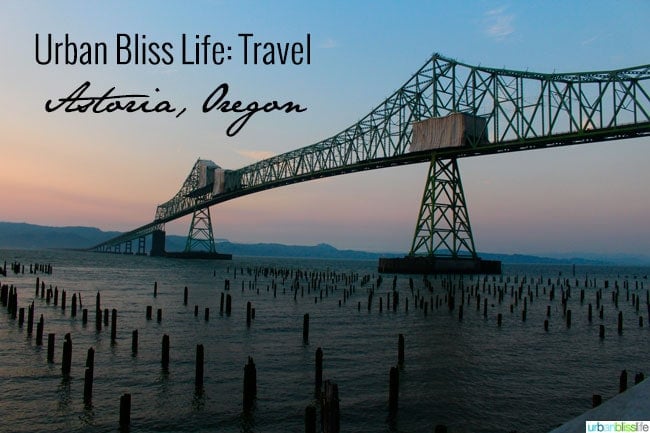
<box><xmin>378</xmin><ymin>256</ymin><xmax>501</xmax><ymax>274</ymax></box>
<box><xmin>548</xmin><ymin>379</ymin><xmax>650</xmax><ymax>433</ymax></box>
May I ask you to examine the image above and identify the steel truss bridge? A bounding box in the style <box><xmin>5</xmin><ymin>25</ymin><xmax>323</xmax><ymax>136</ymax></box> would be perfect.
<box><xmin>90</xmin><ymin>53</ymin><xmax>650</xmax><ymax>267</ymax></box>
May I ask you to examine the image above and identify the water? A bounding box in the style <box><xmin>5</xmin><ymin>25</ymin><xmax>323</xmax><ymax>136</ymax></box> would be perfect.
<box><xmin>0</xmin><ymin>249</ymin><xmax>648</xmax><ymax>433</ymax></box>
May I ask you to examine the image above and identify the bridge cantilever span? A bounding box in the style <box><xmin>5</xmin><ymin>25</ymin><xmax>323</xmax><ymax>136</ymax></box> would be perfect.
<box><xmin>90</xmin><ymin>53</ymin><xmax>650</xmax><ymax>272</ymax></box>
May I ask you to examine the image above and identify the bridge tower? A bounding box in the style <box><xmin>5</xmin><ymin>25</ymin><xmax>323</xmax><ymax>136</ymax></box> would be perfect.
<box><xmin>185</xmin><ymin>207</ymin><xmax>216</xmax><ymax>253</ymax></box>
<box><xmin>409</xmin><ymin>156</ymin><xmax>476</xmax><ymax>258</ymax></box>
<box><xmin>379</xmin><ymin>156</ymin><xmax>500</xmax><ymax>273</ymax></box>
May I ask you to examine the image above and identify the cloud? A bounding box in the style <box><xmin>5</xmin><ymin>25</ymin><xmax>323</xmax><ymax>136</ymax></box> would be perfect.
<box><xmin>484</xmin><ymin>6</ymin><xmax>515</xmax><ymax>41</ymax></box>
<box><xmin>581</xmin><ymin>35</ymin><xmax>598</xmax><ymax>46</ymax></box>
<box><xmin>320</xmin><ymin>38</ymin><xmax>337</xmax><ymax>49</ymax></box>
<box><xmin>236</xmin><ymin>149</ymin><xmax>276</xmax><ymax>161</ymax></box>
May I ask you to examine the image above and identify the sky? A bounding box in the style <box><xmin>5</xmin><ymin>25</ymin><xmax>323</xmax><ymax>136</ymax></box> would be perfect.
<box><xmin>1</xmin><ymin>1</ymin><xmax>649</xmax><ymax>256</ymax></box>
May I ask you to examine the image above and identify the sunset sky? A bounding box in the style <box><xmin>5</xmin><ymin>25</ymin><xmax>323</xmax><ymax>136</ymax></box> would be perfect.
<box><xmin>1</xmin><ymin>1</ymin><xmax>649</xmax><ymax>255</ymax></box>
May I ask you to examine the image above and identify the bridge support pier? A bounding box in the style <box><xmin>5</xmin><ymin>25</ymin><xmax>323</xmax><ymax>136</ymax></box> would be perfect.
<box><xmin>379</xmin><ymin>155</ymin><xmax>500</xmax><ymax>274</ymax></box>
<box><xmin>137</xmin><ymin>237</ymin><xmax>146</xmax><ymax>255</ymax></box>
<box><xmin>150</xmin><ymin>230</ymin><xmax>166</xmax><ymax>257</ymax></box>
<box><xmin>124</xmin><ymin>241</ymin><xmax>132</xmax><ymax>255</ymax></box>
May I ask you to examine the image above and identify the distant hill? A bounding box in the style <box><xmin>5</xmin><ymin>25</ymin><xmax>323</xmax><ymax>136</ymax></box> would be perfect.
<box><xmin>0</xmin><ymin>222</ymin><xmax>121</xmax><ymax>249</ymax></box>
<box><xmin>0</xmin><ymin>221</ymin><xmax>646</xmax><ymax>265</ymax></box>
<box><xmin>212</xmin><ymin>241</ymin><xmax>389</xmax><ymax>260</ymax></box>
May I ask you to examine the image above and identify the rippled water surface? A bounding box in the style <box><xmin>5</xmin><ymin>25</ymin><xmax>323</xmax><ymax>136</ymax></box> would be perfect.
<box><xmin>0</xmin><ymin>249</ymin><xmax>648</xmax><ymax>432</ymax></box>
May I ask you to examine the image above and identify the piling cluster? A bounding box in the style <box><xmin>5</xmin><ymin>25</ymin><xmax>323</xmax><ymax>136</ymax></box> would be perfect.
<box><xmin>1</xmin><ymin>260</ymin><xmax>648</xmax><ymax>431</ymax></box>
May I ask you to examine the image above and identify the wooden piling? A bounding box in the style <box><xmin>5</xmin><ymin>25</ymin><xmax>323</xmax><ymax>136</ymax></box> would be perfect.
<box><xmin>104</xmin><ymin>308</ymin><xmax>109</xmax><ymax>326</ymax></box>
<box><xmin>321</xmin><ymin>381</ymin><xmax>340</xmax><ymax>433</ymax></box>
<box><xmin>96</xmin><ymin>304</ymin><xmax>102</xmax><ymax>331</ymax></box>
<box><xmin>18</xmin><ymin>307</ymin><xmax>24</xmax><ymax>327</ymax></box>
<box><xmin>87</xmin><ymin>345</ymin><xmax>96</xmax><ymax>369</ymax></box>
<box><xmin>204</xmin><ymin>307</ymin><xmax>210</xmax><ymax>321</ymax></box>
<box><xmin>243</xmin><ymin>356</ymin><xmax>257</xmax><ymax>412</ymax></box>
<box><xmin>84</xmin><ymin>347</ymin><xmax>95</xmax><ymax>406</ymax></box>
<box><xmin>635</xmin><ymin>372</ymin><xmax>645</xmax><ymax>384</ymax></box>
<box><xmin>184</xmin><ymin>286</ymin><xmax>188</xmax><ymax>305</ymax></box>
<box><xmin>62</xmin><ymin>333</ymin><xmax>72</xmax><ymax>376</ymax></box>
<box><xmin>315</xmin><ymin>347</ymin><xmax>323</xmax><ymax>395</ymax></box>
<box><xmin>226</xmin><ymin>294</ymin><xmax>232</xmax><ymax>316</ymax></box>
<box><xmin>162</xmin><ymin>334</ymin><xmax>170</xmax><ymax>370</ymax></box>
<box><xmin>132</xmin><ymin>330</ymin><xmax>138</xmax><ymax>354</ymax></box>
<box><xmin>592</xmin><ymin>394</ymin><xmax>602</xmax><ymax>408</ymax></box>
<box><xmin>599</xmin><ymin>324</ymin><xmax>605</xmax><ymax>339</ymax></box>
<box><xmin>195</xmin><ymin>344</ymin><xmax>204</xmax><ymax>391</ymax></box>
<box><xmin>71</xmin><ymin>293</ymin><xmax>77</xmax><ymax>317</ymax></box>
<box><xmin>303</xmin><ymin>313</ymin><xmax>309</xmax><ymax>344</ymax></box>
<box><xmin>153</xmin><ymin>281</ymin><xmax>158</xmax><ymax>297</ymax></box>
<box><xmin>566</xmin><ymin>309</ymin><xmax>571</xmax><ymax>328</ymax></box>
<box><xmin>247</xmin><ymin>301</ymin><xmax>252</xmax><ymax>326</ymax></box>
<box><xmin>36</xmin><ymin>314</ymin><xmax>44</xmax><ymax>345</ymax></box>
<box><xmin>544</xmin><ymin>319</ymin><xmax>549</xmax><ymax>332</ymax></box>
<box><xmin>305</xmin><ymin>405</ymin><xmax>317</xmax><ymax>433</ymax></box>
<box><xmin>95</xmin><ymin>292</ymin><xmax>102</xmax><ymax>331</ymax></box>
<box><xmin>220</xmin><ymin>292</ymin><xmax>224</xmax><ymax>314</ymax></box>
<box><xmin>47</xmin><ymin>333</ymin><xmax>55</xmax><ymax>362</ymax></box>
<box><xmin>111</xmin><ymin>309</ymin><xmax>117</xmax><ymax>343</ymax></box>
<box><xmin>157</xmin><ymin>308</ymin><xmax>162</xmax><ymax>322</ymax></box>
<box><xmin>61</xmin><ymin>290</ymin><xmax>66</xmax><ymax>311</ymax></box>
<box><xmin>119</xmin><ymin>393</ymin><xmax>131</xmax><ymax>428</ymax></box>
<box><xmin>620</xmin><ymin>369</ymin><xmax>628</xmax><ymax>393</ymax></box>
<box><xmin>84</xmin><ymin>367</ymin><xmax>93</xmax><ymax>406</ymax></box>
<box><xmin>497</xmin><ymin>313</ymin><xmax>502</xmax><ymax>326</ymax></box>
<box><xmin>618</xmin><ymin>311</ymin><xmax>623</xmax><ymax>334</ymax></box>
<box><xmin>82</xmin><ymin>308</ymin><xmax>88</xmax><ymax>324</ymax></box>
<box><xmin>388</xmin><ymin>366</ymin><xmax>399</xmax><ymax>415</ymax></box>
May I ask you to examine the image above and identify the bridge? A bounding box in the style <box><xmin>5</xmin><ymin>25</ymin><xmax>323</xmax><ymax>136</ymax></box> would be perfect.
<box><xmin>90</xmin><ymin>53</ymin><xmax>650</xmax><ymax>273</ymax></box>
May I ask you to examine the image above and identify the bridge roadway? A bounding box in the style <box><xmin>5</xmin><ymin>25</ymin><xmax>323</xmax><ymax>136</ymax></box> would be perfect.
<box><xmin>90</xmin><ymin>53</ymin><xmax>650</xmax><ymax>253</ymax></box>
